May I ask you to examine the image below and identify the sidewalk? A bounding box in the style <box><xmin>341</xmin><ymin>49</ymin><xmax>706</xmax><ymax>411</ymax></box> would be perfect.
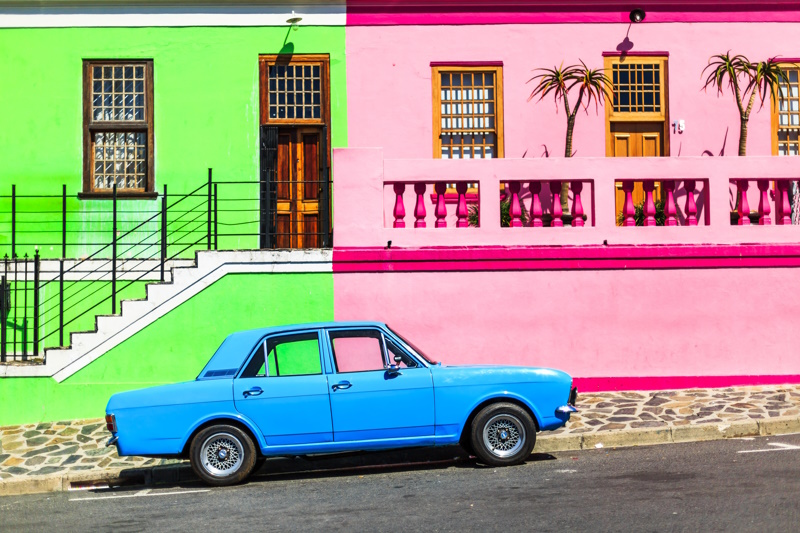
<box><xmin>2</xmin><ymin>384</ymin><xmax>800</xmax><ymax>495</ymax></box>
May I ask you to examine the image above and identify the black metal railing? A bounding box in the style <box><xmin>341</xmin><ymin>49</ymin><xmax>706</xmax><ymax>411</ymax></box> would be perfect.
<box><xmin>0</xmin><ymin>174</ymin><xmax>213</xmax><ymax>362</ymax></box>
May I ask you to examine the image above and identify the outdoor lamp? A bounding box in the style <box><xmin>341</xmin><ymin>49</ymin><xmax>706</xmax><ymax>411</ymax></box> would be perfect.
<box><xmin>629</xmin><ymin>9</ymin><xmax>646</xmax><ymax>23</ymax></box>
<box><xmin>286</xmin><ymin>11</ymin><xmax>302</xmax><ymax>30</ymax></box>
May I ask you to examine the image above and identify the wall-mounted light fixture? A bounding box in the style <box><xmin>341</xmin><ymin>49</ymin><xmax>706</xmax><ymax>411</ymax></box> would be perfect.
<box><xmin>629</xmin><ymin>9</ymin><xmax>646</xmax><ymax>23</ymax></box>
<box><xmin>286</xmin><ymin>10</ymin><xmax>302</xmax><ymax>30</ymax></box>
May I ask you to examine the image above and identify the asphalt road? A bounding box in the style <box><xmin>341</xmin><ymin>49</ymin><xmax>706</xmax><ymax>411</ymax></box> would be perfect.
<box><xmin>2</xmin><ymin>433</ymin><xmax>800</xmax><ymax>532</ymax></box>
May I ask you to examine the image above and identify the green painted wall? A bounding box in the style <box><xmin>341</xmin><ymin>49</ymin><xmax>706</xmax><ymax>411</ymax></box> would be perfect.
<box><xmin>0</xmin><ymin>26</ymin><xmax>347</xmax><ymax>259</ymax></box>
<box><xmin>0</xmin><ymin>272</ymin><xmax>333</xmax><ymax>426</ymax></box>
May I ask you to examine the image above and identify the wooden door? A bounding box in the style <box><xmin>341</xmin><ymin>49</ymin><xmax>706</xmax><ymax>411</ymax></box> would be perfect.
<box><xmin>610</xmin><ymin>122</ymin><xmax>664</xmax><ymax>220</ymax></box>
<box><xmin>275</xmin><ymin>127</ymin><xmax>322</xmax><ymax>248</ymax></box>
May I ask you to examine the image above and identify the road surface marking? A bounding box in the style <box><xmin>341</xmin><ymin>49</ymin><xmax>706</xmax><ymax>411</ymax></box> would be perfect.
<box><xmin>70</xmin><ymin>489</ymin><xmax>210</xmax><ymax>501</ymax></box>
<box><xmin>738</xmin><ymin>442</ymin><xmax>800</xmax><ymax>454</ymax></box>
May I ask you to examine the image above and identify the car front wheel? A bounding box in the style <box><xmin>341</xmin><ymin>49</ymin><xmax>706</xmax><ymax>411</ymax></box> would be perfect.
<box><xmin>470</xmin><ymin>403</ymin><xmax>536</xmax><ymax>466</ymax></box>
<box><xmin>190</xmin><ymin>424</ymin><xmax>257</xmax><ymax>486</ymax></box>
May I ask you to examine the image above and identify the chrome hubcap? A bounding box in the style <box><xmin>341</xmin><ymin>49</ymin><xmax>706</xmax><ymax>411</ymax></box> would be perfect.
<box><xmin>201</xmin><ymin>433</ymin><xmax>244</xmax><ymax>477</ymax></box>
<box><xmin>483</xmin><ymin>414</ymin><xmax>526</xmax><ymax>458</ymax></box>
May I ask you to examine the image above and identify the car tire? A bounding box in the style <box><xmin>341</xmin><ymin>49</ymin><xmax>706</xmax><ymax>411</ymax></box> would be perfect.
<box><xmin>470</xmin><ymin>402</ymin><xmax>536</xmax><ymax>467</ymax></box>
<box><xmin>190</xmin><ymin>424</ymin><xmax>257</xmax><ymax>486</ymax></box>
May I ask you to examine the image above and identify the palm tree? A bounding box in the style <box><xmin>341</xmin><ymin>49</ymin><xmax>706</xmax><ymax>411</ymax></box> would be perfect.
<box><xmin>702</xmin><ymin>53</ymin><xmax>789</xmax><ymax>156</ymax></box>
<box><xmin>528</xmin><ymin>61</ymin><xmax>612</xmax><ymax>209</ymax></box>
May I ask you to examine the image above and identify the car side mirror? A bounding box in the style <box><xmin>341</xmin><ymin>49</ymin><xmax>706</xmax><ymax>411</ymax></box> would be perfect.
<box><xmin>386</xmin><ymin>363</ymin><xmax>402</xmax><ymax>376</ymax></box>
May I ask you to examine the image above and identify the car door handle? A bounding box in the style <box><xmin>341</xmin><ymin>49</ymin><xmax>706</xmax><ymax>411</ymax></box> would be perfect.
<box><xmin>332</xmin><ymin>381</ymin><xmax>352</xmax><ymax>391</ymax></box>
<box><xmin>243</xmin><ymin>387</ymin><xmax>263</xmax><ymax>398</ymax></box>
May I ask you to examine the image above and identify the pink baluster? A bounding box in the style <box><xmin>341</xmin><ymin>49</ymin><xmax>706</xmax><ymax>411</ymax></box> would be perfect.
<box><xmin>571</xmin><ymin>181</ymin><xmax>584</xmax><ymax>227</ymax></box>
<box><xmin>643</xmin><ymin>181</ymin><xmax>656</xmax><ymax>226</ymax></box>
<box><xmin>663</xmin><ymin>180</ymin><xmax>677</xmax><ymax>226</ymax></box>
<box><xmin>392</xmin><ymin>183</ymin><xmax>406</xmax><ymax>228</ymax></box>
<box><xmin>508</xmin><ymin>182</ymin><xmax>523</xmax><ymax>227</ymax></box>
<box><xmin>737</xmin><ymin>180</ymin><xmax>750</xmax><ymax>225</ymax></box>
<box><xmin>529</xmin><ymin>181</ymin><xmax>543</xmax><ymax>227</ymax></box>
<box><xmin>776</xmin><ymin>180</ymin><xmax>791</xmax><ymax>225</ymax></box>
<box><xmin>414</xmin><ymin>183</ymin><xmax>427</xmax><ymax>228</ymax></box>
<box><xmin>684</xmin><ymin>180</ymin><xmax>697</xmax><ymax>226</ymax></box>
<box><xmin>434</xmin><ymin>182</ymin><xmax>447</xmax><ymax>228</ymax></box>
<box><xmin>622</xmin><ymin>180</ymin><xmax>636</xmax><ymax>227</ymax></box>
<box><xmin>757</xmin><ymin>179</ymin><xmax>772</xmax><ymax>226</ymax></box>
<box><xmin>550</xmin><ymin>180</ymin><xmax>563</xmax><ymax>227</ymax></box>
<box><xmin>456</xmin><ymin>182</ymin><xmax>469</xmax><ymax>228</ymax></box>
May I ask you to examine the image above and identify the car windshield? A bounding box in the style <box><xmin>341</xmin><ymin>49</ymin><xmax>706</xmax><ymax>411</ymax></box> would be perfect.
<box><xmin>387</xmin><ymin>326</ymin><xmax>438</xmax><ymax>365</ymax></box>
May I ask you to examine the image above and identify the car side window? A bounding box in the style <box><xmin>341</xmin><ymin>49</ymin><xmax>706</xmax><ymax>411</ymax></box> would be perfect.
<box><xmin>240</xmin><ymin>333</ymin><xmax>322</xmax><ymax>378</ymax></box>
<box><xmin>329</xmin><ymin>329</ymin><xmax>386</xmax><ymax>373</ymax></box>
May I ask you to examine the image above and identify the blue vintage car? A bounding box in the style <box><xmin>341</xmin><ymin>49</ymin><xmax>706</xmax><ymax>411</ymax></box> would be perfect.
<box><xmin>105</xmin><ymin>321</ymin><xmax>578</xmax><ymax>486</ymax></box>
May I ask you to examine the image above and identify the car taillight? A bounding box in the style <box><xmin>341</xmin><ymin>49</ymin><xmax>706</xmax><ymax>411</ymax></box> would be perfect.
<box><xmin>105</xmin><ymin>413</ymin><xmax>117</xmax><ymax>433</ymax></box>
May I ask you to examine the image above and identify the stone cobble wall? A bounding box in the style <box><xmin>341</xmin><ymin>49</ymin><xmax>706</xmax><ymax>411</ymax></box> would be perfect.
<box><xmin>0</xmin><ymin>419</ymin><xmax>182</xmax><ymax>480</ymax></box>
<box><xmin>2</xmin><ymin>385</ymin><xmax>799</xmax><ymax>481</ymax></box>
<box><xmin>551</xmin><ymin>385</ymin><xmax>800</xmax><ymax>435</ymax></box>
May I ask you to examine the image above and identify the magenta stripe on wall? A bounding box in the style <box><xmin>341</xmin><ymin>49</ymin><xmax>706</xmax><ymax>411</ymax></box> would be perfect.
<box><xmin>333</xmin><ymin>244</ymin><xmax>800</xmax><ymax>273</ymax></box>
<box><xmin>575</xmin><ymin>375</ymin><xmax>800</xmax><ymax>392</ymax></box>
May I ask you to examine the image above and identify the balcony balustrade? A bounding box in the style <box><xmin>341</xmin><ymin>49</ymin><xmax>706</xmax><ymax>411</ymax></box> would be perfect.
<box><xmin>333</xmin><ymin>149</ymin><xmax>799</xmax><ymax>248</ymax></box>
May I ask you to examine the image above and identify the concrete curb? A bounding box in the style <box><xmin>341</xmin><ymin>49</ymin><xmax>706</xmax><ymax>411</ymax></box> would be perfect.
<box><xmin>536</xmin><ymin>416</ymin><xmax>798</xmax><ymax>453</ymax></box>
<box><xmin>2</xmin><ymin>415</ymin><xmax>800</xmax><ymax>497</ymax></box>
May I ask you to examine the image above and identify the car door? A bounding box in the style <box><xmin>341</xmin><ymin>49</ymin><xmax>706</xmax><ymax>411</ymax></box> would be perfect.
<box><xmin>233</xmin><ymin>330</ymin><xmax>333</xmax><ymax>446</ymax></box>
<box><xmin>325</xmin><ymin>327</ymin><xmax>435</xmax><ymax>442</ymax></box>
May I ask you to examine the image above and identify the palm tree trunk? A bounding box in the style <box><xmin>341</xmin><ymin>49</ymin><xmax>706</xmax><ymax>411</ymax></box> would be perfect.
<box><xmin>562</xmin><ymin>116</ymin><xmax>576</xmax><ymax>210</ymax></box>
<box><xmin>738</xmin><ymin>116</ymin><xmax>748</xmax><ymax>156</ymax></box>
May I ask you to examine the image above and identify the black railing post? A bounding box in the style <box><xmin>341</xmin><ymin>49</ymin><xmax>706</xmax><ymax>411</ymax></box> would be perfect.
<box><xmin>60</xmin><ymin>184</ymin><xmax>66</xmax><ymax>346</ymax></box>
<box><xmin>22</xmin><ymin>254</ymin><xmax>28</xmax><ymax>360</ymax></box>
<box><xmin>11</xmin><ymin>184</ymin><xmax>16</xmax><ymax>259</ymax></box>
<box><xmin>33</xmin><ymin>249</ymin><xmax>39</xmax><ymax>356</ymax></box>
<box><xmin>12</xmin><ymin>256</ymin><xmax>16</xmax><ymax>356</ymax></box>
<box><xmin>0</xmin><ymin>269</ymin><xmax>7</xmax><ymax>363</ymax></box>
<box><xmin>112</xmin><ymin>183</ymin><xmax>117</xmax><ymax>315</ymax></box>
<box><xmin>213</xmin><ymin>183</ymin><xmax>218</xmax><ymax>250</ymax></box>
<box><xmin>207</xmin><ymin>168</ymin><xmax>212</xmax><ymax>251</ymax></box>
<box><xmin>160</xmin><ymin>184</ymin><xmax>167</xmax><ymax>282</ymax></box>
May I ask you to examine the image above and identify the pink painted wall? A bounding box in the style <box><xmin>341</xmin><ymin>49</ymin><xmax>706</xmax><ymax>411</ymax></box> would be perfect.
<box><xmin>345</xmin><ymin>23</ymin><xmax>797</xmax><ymax>160</ymax></box>
<box><xmin>334</xmin><ymin>267</ymin><xmax>800</xmax><ymax>384</ymax></box>
<box><xmin>337</xmin><ymin>15</ymin><xmax>800</xmax><ymax>391</ymax></box>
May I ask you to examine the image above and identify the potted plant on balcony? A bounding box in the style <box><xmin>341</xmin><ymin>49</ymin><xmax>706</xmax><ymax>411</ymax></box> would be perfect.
<box><xmin>528</xmin><ymin>61</ymin><xmax>612</xmax><ymax>212</ymax></box>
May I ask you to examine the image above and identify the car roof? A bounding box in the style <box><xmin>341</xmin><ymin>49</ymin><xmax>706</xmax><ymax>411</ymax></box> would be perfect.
<box><xmin>198</xmin><ymin>321</ymin><xmax>388</xmax><ymax>378</ymax></box>
<box><xmin>227</xmin><ymin>321</ymin><xmax>388</xmax><ymax>344</ymax></box>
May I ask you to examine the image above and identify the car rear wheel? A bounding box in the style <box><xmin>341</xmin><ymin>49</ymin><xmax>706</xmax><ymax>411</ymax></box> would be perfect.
<box><xmin>470</xmin><ymin>403</ymin><xmax>536</xmax><ymax>466</ymax></box>
<box><xmin>190</xmin><ymin>424</ymin><xmax>257</xmax><ymax>486</ymax></box>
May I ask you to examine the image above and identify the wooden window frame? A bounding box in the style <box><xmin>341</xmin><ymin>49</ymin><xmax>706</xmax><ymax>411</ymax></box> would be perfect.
<box><xmin>259</xmin><ymin>54</ymin><xmax>331</xmax><ymax>127</ymax></box>
<box><xmin>771</xmin><ymin>62</ymin><xmax>800</xmax><ymax>156</ymax></box>
<box><xmin>431</xmin><ymin>64</ymin><xmax>505</xmax><ymax>159</ymax></box>
<box><xmin>81</xmin><ymin>59</ymin><xmax>155</xmax><ymax>199</ymax></box>
<box><xmin>604</xmin><ymin>54</ymin><xmax>670</xmax><ymax>157</ymax></box>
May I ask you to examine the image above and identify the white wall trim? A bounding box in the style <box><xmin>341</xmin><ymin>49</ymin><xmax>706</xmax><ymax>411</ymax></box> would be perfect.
<box><xmin>0</xmin><ymin>249</ymin><xmax>332</xmax><ymax>381</ymax></box>
<box><xmin>0</xmin><ymin>4</ymin><xmax>345</xmax><ymax>28</ymax></box>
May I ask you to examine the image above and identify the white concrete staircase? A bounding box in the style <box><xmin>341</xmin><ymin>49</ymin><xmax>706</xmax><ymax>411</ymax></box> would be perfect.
<box><xmin>0</xmin><ymin>250</ymin><xmax>332</xmax><ymax>381</ymax></box>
